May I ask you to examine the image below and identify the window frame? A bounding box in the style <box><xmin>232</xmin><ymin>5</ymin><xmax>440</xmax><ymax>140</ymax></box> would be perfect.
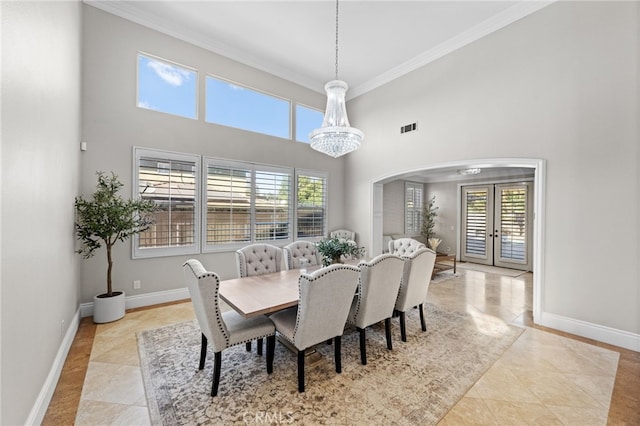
<box><xmin>294</xmin><ymin>169</ymin><xmax>328</xmax><ymax>240</ymax></box>
<box><xmin>404</xmin><ymin>181</ymin><xmax>424</xmax><ymax>235</ymax></box>
<box><xmin>205</xmin><ymin>74</ymin><xmax>292</xmax><ymax>140</ymax></box>
<box><xmin>132</xmin><ymin>147</ymin><xmax>201</xmax><ymax>259</ymax></box>
<box><xmin>295</xmin><ymin>103</ymin><xmax>324</xmax><ymax>143</ymax></box>
<box><xmin>201</xmin><ymin>157</ymin><xmax>294</xmax><ymax>253</ymax></box>
<box><xmin>136</xmin><ymin>52</ymin><xmax>199</xmax><ymax>120</ymax></box>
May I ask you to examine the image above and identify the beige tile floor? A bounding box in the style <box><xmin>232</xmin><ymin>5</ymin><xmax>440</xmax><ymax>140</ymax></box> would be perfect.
<box><xmin>74</xmin><ymin>266</ymin><xmax>619</xmax><ymax>425</ymax></box>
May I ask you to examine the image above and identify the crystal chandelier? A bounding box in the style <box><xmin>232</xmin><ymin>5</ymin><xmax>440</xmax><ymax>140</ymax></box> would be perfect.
<box><xmin>309</xmin><ymin>0</ymin><xmax>364</xmax><ymax>158</ymax></box>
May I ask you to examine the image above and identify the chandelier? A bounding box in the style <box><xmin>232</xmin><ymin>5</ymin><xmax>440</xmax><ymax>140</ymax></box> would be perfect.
<box><xmin>309</xmin><ymin>0</ymin><xmax>364</xmax><ymax>158</ymax></box>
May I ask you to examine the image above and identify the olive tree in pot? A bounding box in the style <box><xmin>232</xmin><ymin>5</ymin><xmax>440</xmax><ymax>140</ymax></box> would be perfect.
<box><xmin>75</xmin><ymin>172</ymin><xmax>156</xmax><ymax>323</ymax></box>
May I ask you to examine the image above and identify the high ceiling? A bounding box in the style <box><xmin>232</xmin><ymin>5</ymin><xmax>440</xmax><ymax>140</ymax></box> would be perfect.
<box><xmin>86</xmin><ymin>0</ymin><xmax>552</xmax><ymax>99</ymax></box>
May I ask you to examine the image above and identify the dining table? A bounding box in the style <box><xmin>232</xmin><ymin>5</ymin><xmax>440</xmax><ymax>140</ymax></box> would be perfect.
<box><xmin>219</xmin><ymin>259</ymin><xmax>362</xmax><ymax>319</ymax></box>
<box><xmin>219</xmin><ymin>265</ymin><xmax>322</xmax><ymax>319</ymax></box>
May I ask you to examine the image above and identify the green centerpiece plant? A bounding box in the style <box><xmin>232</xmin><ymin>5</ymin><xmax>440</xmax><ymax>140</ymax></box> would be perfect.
<box><xmin>75</xmin><ymin>172</ymin><xmax>156</xmax><ymax>322</ymax></box>
<box><xmin>316</xmin><ymin>236</ymin><xmax>365</xmax><ymax>266</ymax></box>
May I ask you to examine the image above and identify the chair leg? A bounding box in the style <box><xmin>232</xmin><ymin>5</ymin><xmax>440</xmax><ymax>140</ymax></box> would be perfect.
<box><xmin>419</xmin><ymin>303</ymin><xmax>427</xmax><ymax>332</ymax></box>
<box><xmin>266</xmin><ymin>335</ymin><xmax>275</xmax><ymax>374</ymax></box>
<box><xmin>211</xmin><ymin>351</ymin><xmax>221</xmax><ymax>397</ymax></box>
<box><xmin>257</xmin><ymin>338</ymin><xmax>263</xmax><ymax>356</ymax></box>
<box><xmin>199</xmin><ymin>334</ymin><xmax>207</xmax><ymax>370</ymax></box>
<box><xmin>297</xmin><ymin>350</ymin><xmax>305</xmax><ymax>393</ymax></box>
<box><xmin>385</xmin><ymin>318</ymin><xmax>393</xmax><ymax>350</ymax></box>
<box><xmin>399</xmin><ymin>311</ymin><xmax>407</xmax><ymax>342</ymax></box>
<box><xmin>335</xmin><ymin>336</ymin><xmax>342</xmax><ymax>373</ymax></box>
<box><xmin>326</xmin><ymin>339</ymin><xmax>333</xmax><ymax>345</ymax></box>
<box><xmin>246</xmin><ymin>341</ymin><xmax>251</xmax><ymax>352</ymax></box>
<box><xmin>358</xmin><ymin>328</ymin><xmax>367</xmax><ymax>365</ymax></box>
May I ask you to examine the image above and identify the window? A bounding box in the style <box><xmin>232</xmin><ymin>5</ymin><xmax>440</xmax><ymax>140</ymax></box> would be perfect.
<box><xmin>295</xmin><ymin>170</ymin><xmax>327</xmax><ymax>238</ymax></box>
<box><xmin>137</xmin><ymin>53</ymin><xmax>197</xmax><ymax>119</ymax></box>
<box><xmin>203</xmin><ymin>158</ymin><xmax>293</xmax><ymax>251</ymax></box>
<box><xmin>405</xmin><ymin>182</ymin><xmax>423</xmax><ymax>234</ymax></box>
<box><xmin>133</xmin><ymin>148</ymin><xmax>200</xmax><ymax>258</ymax></box>
<box><xmin>295</xmin><ymin>104</ymin><xmax>324</xmax><ymax>143</ymax></box>
<box><xmin>205</xmin><ymin>76</ymin><xmax>291</xmax><ymax>139</ymax></box>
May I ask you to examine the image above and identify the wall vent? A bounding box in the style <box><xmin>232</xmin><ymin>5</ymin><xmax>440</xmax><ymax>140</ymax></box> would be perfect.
<box><xmin>400</xmin><ymin>122</ymin><xmax>418</xmax><ymax>134</ymax></box>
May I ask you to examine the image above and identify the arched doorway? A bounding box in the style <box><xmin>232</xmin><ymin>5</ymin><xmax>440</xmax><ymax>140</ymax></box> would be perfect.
<box><xmin>370</xmin><ymin>158</ymin><xmax>545</xmax><ymax>323</ymax></box>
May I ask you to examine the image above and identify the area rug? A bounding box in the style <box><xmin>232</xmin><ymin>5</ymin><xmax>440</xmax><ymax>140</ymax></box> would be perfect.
<box><xmin>138</xmin><ymin>304</ymin><xmax>524</xmax><ymax>425</ymax></box>
<box><xmin>430</xmin><ymin>268</ymin><xmax>463</xmax><ymax>284</ymax></box>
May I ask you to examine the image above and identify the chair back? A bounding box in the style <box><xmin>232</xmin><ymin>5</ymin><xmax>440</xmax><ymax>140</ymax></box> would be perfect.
<box><xmin>182</xmin><ymin>259</ymin><xmax>229</xmax><ymax>351</ymax></box>
<box><xmin>293</xmin><ymin>264</ymin><xmax>360</xmax><ymax>350</ymax></box>
<box><xmin>388</xmin><ymin>238</ymin><xmax>426</xmax><ymax>256</ymax></box>
<box><xmin>283</xmin><ymin>241</ymin><xmax>323</xmax><ymax>270</ymax></box>
<box><xmin>395</xmin><ymin>248</ymin><xmax>437</xmax><ymax>312</ymax></box>
<box><xmin>351</xmin><ymin>254</ymin><xmax>404</xmax><ymax>329</ymax></box>
<box><xmin>330</xmin><ymin>229</ymin><xmax>356</xmax><ymax>242</ymax></box>
<box><xmin>235</xmin><ymin>243</ymin><xmax>283</xmax><ymax>277</ymax></box>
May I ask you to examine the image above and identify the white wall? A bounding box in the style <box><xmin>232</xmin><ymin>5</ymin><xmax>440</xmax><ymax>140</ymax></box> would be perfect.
<box><xmin>345</xmin><ymin>1</ymin><xmax>639</xmax><ymax>346</ymax></box>
<box><xmin>80</xmin><ymin>6</ymin><xmax>347</xmax><ymax>303</ymax></box>
<box><xmin>1</xmin><ymin>1</ymin><xmax>82</xmax><ymax>424</ymax></box>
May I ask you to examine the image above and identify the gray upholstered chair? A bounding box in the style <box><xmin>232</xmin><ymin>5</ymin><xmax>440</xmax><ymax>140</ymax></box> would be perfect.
<box><xmin>388</xmin><ymin>237</ymin><xmax>426</xmax><ymax>257</ymax></box>
<box><xmin>182</xmin><ymin>259</ymin><xmax>276</xmax><ymax>397</ymax></box>
<box><xmin>235</xmin><ymin>243</ymin><xmax>283</xmax><ymax>353</ymax></box>
<box><xmin>330</xmin><ymin>229</ymin><xmax>356</xmax><ymax>242</ymax></box>
<box><xmin>283</xmin><ymin>240</ymin><xmax>323</xmax><ymax>270</ymax></box>
<box><xmin>394</xmin><ymin>247</ymin><xmax>437</xmax><ymax>342</ymax></box>
<box><xmin>235</xmin><ymin>243</ymin><xmax>283</xmax><ymax>278</ymax></box>
<box><xmin>269</xmin><ymin>264</ymin><xmax>360</xmax><ymax>392</ymax></box>
<box><xmin>347</xmin><ymin>254</ymin><xmax>405</xmax><ymax>365</ymax></box>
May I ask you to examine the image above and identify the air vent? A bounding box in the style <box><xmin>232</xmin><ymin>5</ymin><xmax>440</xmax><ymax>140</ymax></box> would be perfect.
<box><xmin>400</xmin><ymin>122</ymin><xmax>418</xmax><ymax>134</ymax></box>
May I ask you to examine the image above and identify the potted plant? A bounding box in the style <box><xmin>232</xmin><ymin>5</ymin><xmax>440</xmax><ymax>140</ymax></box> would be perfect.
<box><xmin>315</xmin><ymin>236</ymin><xmax>365</xmax><ymax>266</ymax></box>
<box><xmin>75</xmin><ymin>172</ymin><xmax>156</xmax><ymax>323</ymax></box>
<box><xmin>421</xmin><ymin>195</ymin><xmax>441</xmax><ymax>251</ymax></box>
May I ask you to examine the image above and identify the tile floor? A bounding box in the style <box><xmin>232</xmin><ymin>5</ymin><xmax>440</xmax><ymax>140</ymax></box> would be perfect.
<box><xmin>46</xmin><ymin>265</ymin><xmax>638</xmax><ymax>425</ymax></box>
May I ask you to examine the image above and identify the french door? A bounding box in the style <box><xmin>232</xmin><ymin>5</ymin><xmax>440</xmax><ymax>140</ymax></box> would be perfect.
<box><xmin>460</xmin><ymin>182</ymin><xmax>532</xmax><ymax>271</ymax></box>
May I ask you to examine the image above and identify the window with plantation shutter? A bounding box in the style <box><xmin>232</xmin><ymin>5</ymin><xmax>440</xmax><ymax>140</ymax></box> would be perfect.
<box><xmin>203</xmin><ymin>158</ymin><xmax>292</xmax><ymax>251</ymax></box>
<box><xmin>405</xmin><ymin>182</ymin><xmax>423</xmax><ymax>234</ymax></box>
<box><xmin>464</xmin><ymin>188</ymin><xmax>489</xmax><ymax>257</ymax></box>
<box><xmin>133</xmin><ymin>147</ymin><xmax>201</xmax><ymax>258</ymax></box>
<box><xmin>497</xmin><ymin>185</ymin><xmax>527</xmax><ymax>262</ymax></box>
<box><xmin>295</xmin><ymin>171</ymin><xmax>327</xmax><ymax>238</ymax></box>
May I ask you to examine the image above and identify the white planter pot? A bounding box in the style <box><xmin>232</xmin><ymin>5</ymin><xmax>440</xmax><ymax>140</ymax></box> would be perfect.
<box><xmin>93</xmin><ymin>291</ymin><xmax>125</xmax><ymax>323</ymax></box>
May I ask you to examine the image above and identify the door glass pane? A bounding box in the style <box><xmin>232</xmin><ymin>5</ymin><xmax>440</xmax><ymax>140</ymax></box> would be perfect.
<box><xmin>465</xmin><ymin>189</ymin><xmax>488</xmax><ymax>256</ymax></box>
<box><xmin>499</xmin><ymin>187</ymin><xmax>527</xmax><ymax>261</ymax></box>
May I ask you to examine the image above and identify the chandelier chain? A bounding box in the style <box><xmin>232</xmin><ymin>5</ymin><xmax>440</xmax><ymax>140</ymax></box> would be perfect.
<box><xmin>335</xmin><ymin>0</ymin><xmax>339</xmax><ymax>80</ymax></box>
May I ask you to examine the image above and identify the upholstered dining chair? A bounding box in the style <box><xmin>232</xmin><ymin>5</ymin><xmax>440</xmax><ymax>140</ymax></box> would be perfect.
<box><xmin>394</xmin><ymin>247</ymin><xmax>437</xmax><ymax>342</ymax></box>
<box><xmin>235</xmin><ymin>243</ymin><xmax>283</xmax><ymax>278</ymax></box>
<box><xmin>330</xmin><ymin>229</ymin><xmax>356</xmax><ymax>242</ymax></box>
<box><xmin>347</xmin><ymin>253</ymin><xmax>405</xmax><ymax>365</ymax></box>
<box><xmin>235</xmin><ymin>243</ymin><xmax>283</xmax><ymax>353</ymax></box>
<box><xmin>283</xmin><ymin>240</ymin><xmax>323</xmax><ymax>270</ymax></box>
<box><xmin>182</xmin><ymin>259</ymin><xmax>276</xmax><ymax>397</ymax></box>
<box><xmin>269</xmin><ymin>264</ymin><xmax>360</xmax><ymax>392</ymax></box>
<box><xmin>388</xmin><ymin>237</ymin><xmax>426</xmax><ymax>257</ymax></box>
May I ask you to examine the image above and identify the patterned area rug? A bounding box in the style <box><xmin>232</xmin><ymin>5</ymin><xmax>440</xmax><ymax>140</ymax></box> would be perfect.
<box><xmin>138</xmin><ymin>304</ymin><xmax>523</xmax><ymax>425</ymax></box>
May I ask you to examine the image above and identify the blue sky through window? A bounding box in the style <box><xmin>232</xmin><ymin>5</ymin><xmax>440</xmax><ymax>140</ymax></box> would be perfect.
<box><xmin>206</xmin><ymin>76</ymin><xmax>290</xmax><ymax>139</ymax></box>
<box><xmin>137</xmin><ymin>54</ymin><xmax>197</xmax><ymax>119</ymax></box>
<box><xmin>296</xmin><ymin>105</ymin><xmax>324</xmax><ymax>143</ymax></box>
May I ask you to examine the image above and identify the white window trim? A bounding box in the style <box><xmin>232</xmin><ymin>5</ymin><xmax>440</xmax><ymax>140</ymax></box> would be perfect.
<box><xmin>294</xmin><ymin>168</ymin><xmax>328</xmax><ymax>241</ymax></box>
<box><xmin>136</xmin><ymin>51</ymin><xmax>199</xmax><ymax>120</ymax></box>
<box><xmin>132</xmin><ymin>146</ymin><xmax>201</xmax><ymax>259</ymax></box>
<box><xmin>404</xmin><ymin>181</ymin><xmax>423</xmax><ymax>235</ymax></box>
<box><xmin>295</xmin><ymin>103</ymin><xmax>324</xmax><ymax>144</ymax></box>
<box><xmin>202</xmin><ymin>157</ymin><xmax>294</xmax><ymax>253</ymax></box>
<box><xmin>205</xmin><ymin>74</ymin><xmax>292</xmax><ymax>140</ymax></box>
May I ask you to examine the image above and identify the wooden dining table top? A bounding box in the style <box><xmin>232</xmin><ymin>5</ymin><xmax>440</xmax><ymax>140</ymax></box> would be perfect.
<box><xmin>219</xmin><ymin>266</ymin><xmax>319</xmax><ymax>319</ymax></box>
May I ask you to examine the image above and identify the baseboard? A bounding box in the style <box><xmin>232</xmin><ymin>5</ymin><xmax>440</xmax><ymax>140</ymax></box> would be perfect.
<box><xmin>26</xmin><ymin>308</ymin><xmax>81</xmax><ymax>425</ymax></box>
<box><xmin>539</xmin><ymin>311</ymin><xmax>640</xmax><ymax>352</ymax></box>
<box><xmin>80</xmin><ymin>288</ymin><xmax>191</xmax><ymax>317</ymax></box>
